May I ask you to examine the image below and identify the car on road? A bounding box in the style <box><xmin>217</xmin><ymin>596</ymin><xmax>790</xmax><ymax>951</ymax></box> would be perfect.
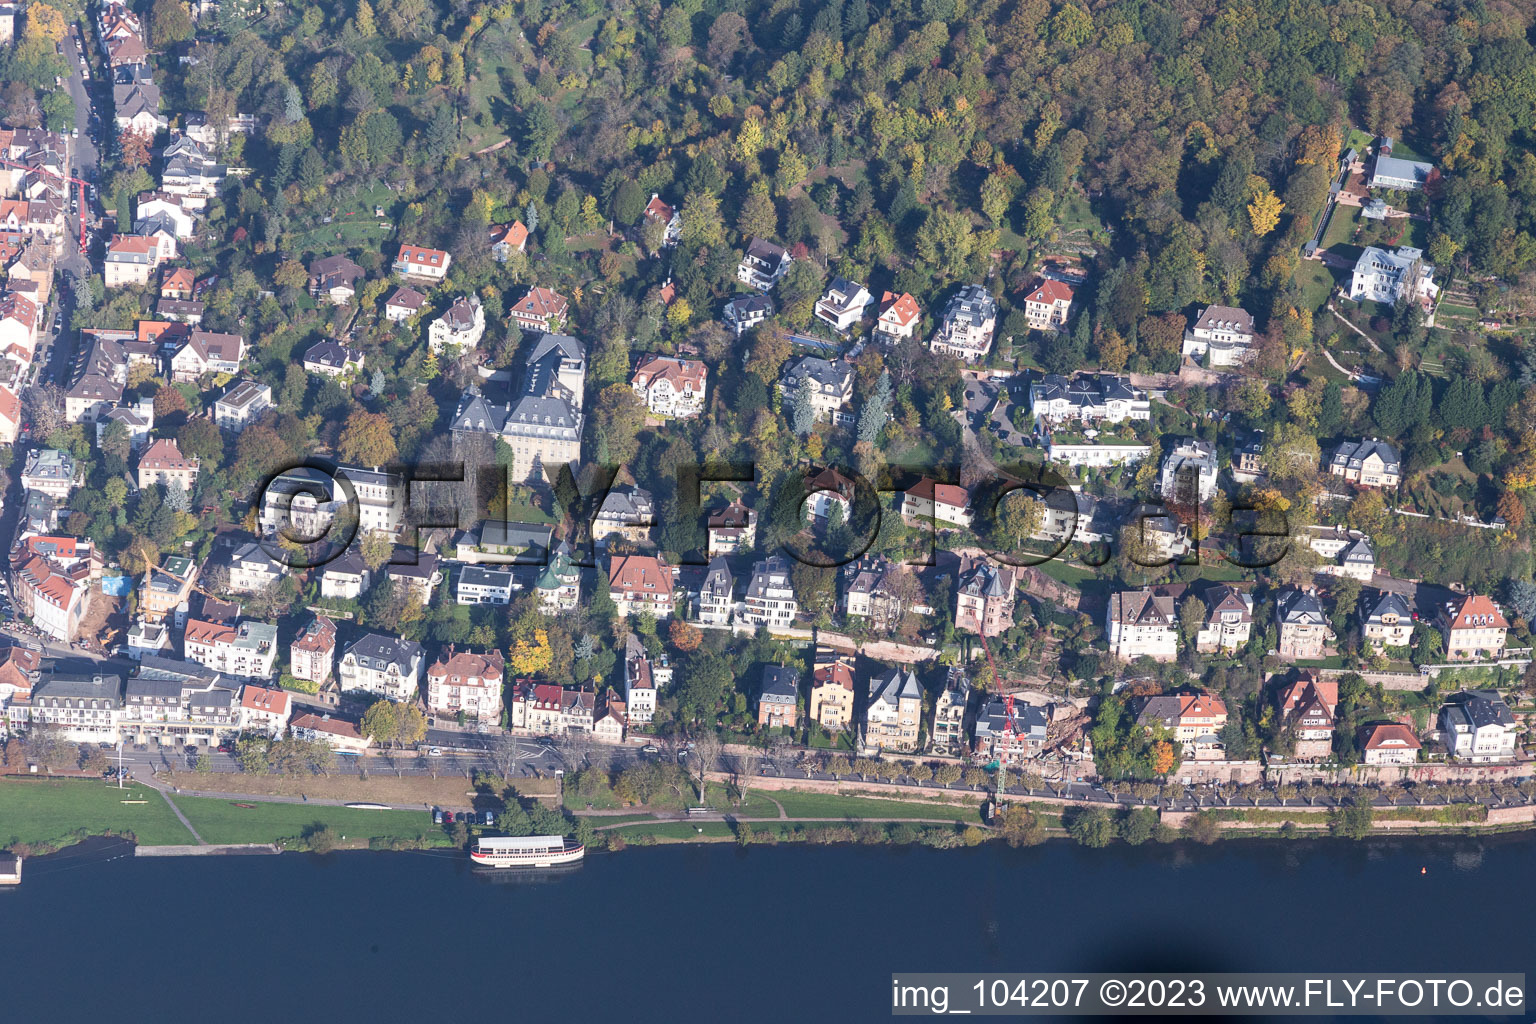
<box><xmin>641</xmin><ymin>744</ymin><xmax>660</xmax><ymax>755</ymax></box>
<box><xmin>427</xmin><ymin>747</ymin><xmax>442</xmax><ymax>757</ymax></box>
<box><xmin>536</xmin><ymin>735</ymin><xmax>555</xmax><ymax>745</ymax></box>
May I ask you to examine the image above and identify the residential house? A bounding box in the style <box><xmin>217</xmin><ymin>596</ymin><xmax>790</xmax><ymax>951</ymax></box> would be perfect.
<box><xmin>1134</xmin><ymin>691</ymin><xmax>1229</xmax><ymax>758</ymax></box>
<box><xmin>593</xmin><ymin>485</ymin><xmax>656</xmax><ymax>544</ymax></box>
<box><xmin>213</xmin><ymin>380</ymin><xmax>272</xmax><ymax>432</ymax></box>
<box><xmin>593</xmin><ymin>697</ymin><xmax>627</xmax><ymax>744</ymax></box>
<box><xmin>1360</xmin><ymin>722</ymin><xmax>1421</xmax><ymax>765</ymax></box>
<box><xmin>622</xmin><ymin>635</ymin><xmax>659</xmax><ymax>724</ymax></box>
<box><xmin>696</xmin><ymin>557</ymin><xmax>734</xmax><ymax>626</ymax></box>
<box><xmin>383</xmin><ymin>554</ymin><xmax>442</xmax><ymax>604</ymax></box>
<box><xmin>642</xmin><ymin>194</ymin><xmax>681</xmax><ymax>245</ymax></box>
<box><xmin>533</xmin><ymin>540</ymin><xmax>581</xmax><ymax>614</ymax></box>
<box><xmin>225</xmin><ymin>542</ymin><xmax>284</xmax><ymax>596</ymax></box>
<box><xmin>929</xmin><ymin>285</ymin><xmax>997</xmax><ymax>362</ymax></box>
<box><xmin>0</xmin><ymin>646</ymin><xmax>41</xmax><ymax>708</ymax></box>
<box><xmin>11</xmin><ymin>554</ymin><xmax>88</xmax><ymax>642</ymax></box>
<box><xmin>814</xmin><ymin>277</ymin><xmax>873</xmax><ymax>332</ymax></box>
<box><xmin>384</xmin><ymin>285</ymin><xmax>426</xmax><ymax>322</ymax></box>
<box><xmin>742</xmin><ymin>555</ymin><xmax>796</xmax><ymax>629</ymax></box>
<box><xmin>1304</xmin><ymin>526</ymin><xmax>1377</xmax><ymax>581</ymax></box>
<box><xmin>123</xmin><ymin>620</ymin><xmax>170</xmax><ymax>660</ymax></box>
<box><xmin>1349</xmin><ymin>246</ymin><xmax>1436</xmax><ymax>307</ymax></box>
<box><xmin>1021</xmin><ymin>278</ymin><xmax>1074</xmax><ymax>330</ymax></box>
<box><xmin>137</xmin><ymin>195</ymin><xmax>198</xmax><ymax>242</ymax></box>
<box><xmin>809</xmin><ymin>650</ymin><xmax>856</xmax><ymax>732</ymax></box>
<box><xmin>135</xmin><ymin>438</ymin><xmax>198</xmax><ymax>492</ymax></box>
<box><xmin>930</xmin><ymin>666</ymin><xmax>970</xmax><ymax>756</ymax></box>
<box><xmin>954</xmin><ymin>556</ymin><xmax>1016</xmax><ymax>638</ymax></box>
<box><xmin>736</xmin><ymin>237</ymin><xmax>792</xmax><ymax>291</ymax></box>
<box><xmin>1195</xmin><ymin>585</ymin><xmax>1254</xmax><ymax>654</ymax></box>
<box><xmin>507</xmin><ymin>286</ymin><xmax>569</xmax><ymax>333</ymax></box>
<box><xmin>258</xmin><ymin>464</ymin><xmax>405</xmax><ymax>538</ymax></box>
<box><xmin>338</xmin><ymin>634</ymin><xmax>424</xmax><ymax>702</ymax></box>
<box><xmin>1439</xmin><ymin>691</ymin><xmax>1518</xmax><ymax>762</ymax></box>
<box><xmin>450</xmin><ymin>333</ymin><xmax>586</xmax><ymax>484</ymax></box>
<box><xmin>1328</xmin><ymin>438</ymin><xmax>1401</xmax><ymax>488</ymax></box>
<box><xmin>706</xmin><ymin>500</ymin><xmax>756</xmax><ymax>556</ymax></box>
<box><xmin>154</xmin><ymin>299</ymin><xmax>204</xmax><ymax>324</ymax></box>
<box><xmin>778</xmin><ymin>355</ymin><xmax>855</xmax><ymax>426</ymax></box>
<box><xmin>803</xmin><ymin>465</ymin><xmax>855</xmax><ymax>524</ymax></box>
<box><xmin>0</xmin><ymin>291</ymin><xmax>36</xmax><ymax>364</ymax></box>
<box><xmin>973</xmin><ymin>694</ymin><xmax>1050</xmax><ymax>765</ymax></box>
<box><xmin>464</xmin><ymin>521</ymin><xmax>554</xmax><ymax>564</ymax></box>
<box><xmin>19</xmin><ymin>672</ymin><xmax>123</xmax><ymax>741</ymax></box>
<box><xmin>1362</xmin><ymin>591</ymin><xmax>1414</xmax><ymax>651</ymax></box>
<box><xmin>104</xmin><ymin>234</ymin><xmax>158</xmax><ymax>287</ymax></box>
<box><xmin>1277</xmin><ymin>672</ymin><xmax>1338</xmax><ymax>759</ymax></box>
<box><xmin>1277</xmin><ymin>587</ymin><xmax>1333</xmax><ymax>660</ymax></box>
<box><xmin>1106</xmin><ymin>586</ymin><xmax>1178</xmax><ymax>662</ymax></box>
<box><xmin>456</xmin><ymin>565</ymin><xmax>516</xmax><ymax>606</ymax></box>
<box><xmin>722</xmin><ymin>293</ymin><xmax>774</xmax><ymax>336</ymax></box>
<box><xmin>290</xmin><ymin>713</ymin><xmax>372</xmax><ymax>754</ymax></box>
<box><xmin>756</xmin><ymin>665</ymin><xmax>800</xmax><ymax>729</ymax></box>
<box><xmin>425</xmin><ymin>649</ymin><xmax>505</xmax><ymax>724</ymax></box>
<box><xmin>393</xmin><ymin>243</ymin><xmax>451</xmax><ymax>281</ymax></box>
<box><xmin>64</xmin><ymin>374</ymin><xmax>122</xmax><ymax>424</ymax></box>
<box><xmin>630</xmin><ymin>354</ymin><xmax>707</xmax><ymax>417</ymax></box>
<box><xmin>428</xmin><ymin>295</ymin><xmax>486</xmax><ymax>353</ymax></box>
<box><xmin>1369</xmin><ymin>140</ymin><xmax>1436</xmax><ymax>190</ymax></box>
<box><xmin>840</xmin><ymin>556</ymin><xmax>908</xmax><ymax>631</ymax></box>
<box><xmin>1156</xmin><ymin>438</ymin><xmax>1219</xmax><ymax>503</ymax></box>
<box><xmin>513</xmin><ymin>684</ymin><xmax>596</xmax><ymax>736</ymax></box>
<box><xmin>863</xmin><ymin>666</ymin><xmax>922</xmax><ymax>752</ymax></box>
<box><xmin>238</xmin><ymin>684</ymin><xmax>292</xmax><ymax>738</ymax></box>
<box><xmin>20</xmin><ymin>448</ymin><xmax>77</xmax><ymax>499</ymax></box>
<box><xmin>902</xmin><ymin>477</ymin><xmax>971</xmax><ymax>528</ymax></box>
<box><xmin>183</xmin><ymin>619</ymin><xmax>278</xmax><ymax>680</ymax></box>
<box><xmin>608</xmin><ymin>554</ymin><xmax>674</xmax><ymax>619</ymax></box>
<box><xmin>1437</xmin><ymin>594</ymin><xmax>1508</xmax><ymax>661</ymax></box>
<box><xmin>488</xmin><ymin>221</ymin><xmax>528</xmax><ymax>261</ymax></box>
<box><xmin>1181</xmin><ymin>304</ymin><xmax>1256</xmax><ymax>366</ymax></box>
<box><xmin>289</xmin><ymin>613</ymin><xmax>337</xmax><ymax>685</ymax></box>
<box><xmin>170</xmin><ymin>329</ymin><xmax>245</xmax><ymax>382</ymax></box>
<box><xmin>137</xmin><ymin>554</ymin><xmax>195</xmax><ymax>623</ymax></box>
<box><xmin>302</xmin><ymin>339</ymin><xmax>365</xmax><ymax>378</ymax></box>
<box><xmin>873</xmin><ymin>291</ymin><xmax>921</xmax><ymax>344</ymax></box>
<box><xmin>1028</xmin><ymin>373</ymin><xmax>1150</xmax><ymax>427</ymax></box>
<box><xmin>319</xmin><ymin>550</ymin><xmax>370</xmax><ymax>600</ymax></box>
<box><xmin>307</xmin><ymin>255</ymin><xmax>364</xmax><ymax>305</ymax></box>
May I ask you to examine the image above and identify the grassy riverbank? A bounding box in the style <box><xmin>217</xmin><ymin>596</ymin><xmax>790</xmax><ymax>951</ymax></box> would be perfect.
<box><xmin>0</xmin><ymin>778</ymin><xmax>196</xmax><ymax>850</ymax></box>
<box><xmin>172</xmin><ymin>796</ymin><xmax>452</xmax><ymax>847</ymax></box>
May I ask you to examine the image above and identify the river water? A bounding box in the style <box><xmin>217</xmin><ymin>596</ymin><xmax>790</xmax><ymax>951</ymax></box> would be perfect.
<box><xmin>2</xmin><ymin>835</ymin><xmax>1530</xmax><ymax>1021</ymax></box>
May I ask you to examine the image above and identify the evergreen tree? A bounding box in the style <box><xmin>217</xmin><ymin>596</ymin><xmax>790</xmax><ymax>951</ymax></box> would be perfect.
<box><xmin>164</xmin><ymin>480</ymin><xmax>190</xmax><ymax>513</ymax></box>
<box><xmin>790</xmin><ymin>375</ymin><xmax>817</xmax><ymax>436</ymax></box>
<box><xmin>525</xmin><ymin>201</ymin><xmax>538</xmax><ymax>234</ymax></box>
<box><xmin>857</xmin><ymin>370</ymin><xmax>891</xmax><ymax>444</ymax></box>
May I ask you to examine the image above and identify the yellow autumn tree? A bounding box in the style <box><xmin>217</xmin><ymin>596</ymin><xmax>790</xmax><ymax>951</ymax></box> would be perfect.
<box><xmin>1151</xmin><ymin>741</ymin><xmax>1176</xmax><ymax>775</ymax></box>
<box><xmin>1247</xmin><ymin>176</ymin><xmax>1284</xmax><ymax>236</ymax></box>
<box><xmin>509</xmin><ymin>629</ymin><xmax>554</xmax><ymax>675</ymax></box>
<box><xmin>734</xmin><ymin>118</ymin><xmax>763</xmax><ymax>163</ymax></box>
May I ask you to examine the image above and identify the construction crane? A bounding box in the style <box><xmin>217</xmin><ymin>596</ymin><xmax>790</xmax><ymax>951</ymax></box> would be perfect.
<box><xmin>975</xmin><ymin>629</ymin><xmax>1018</xmax><ymax>801</ymax></box>
<box><xmin>0</xmin><ymin>157</ymin><xmax>91</xmax><ymax>253</ymax></box>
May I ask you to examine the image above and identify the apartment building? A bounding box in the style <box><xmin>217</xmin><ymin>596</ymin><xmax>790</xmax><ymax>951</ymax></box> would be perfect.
<box><xmin>183</xmin><ymin>619</ymin><xmax>278</xmax><ymax>679</ymax></box>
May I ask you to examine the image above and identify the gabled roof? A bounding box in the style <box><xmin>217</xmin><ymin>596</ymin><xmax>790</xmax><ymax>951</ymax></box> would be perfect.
<box><xmin>906</xmin><ymin>476</ymin><xmax>968</xmax><ymax>509</ymax></box>
<box><xmin>1023</xmin><ymin>278</ymin><xmax>1075</xmax><ymax>306</ymax></box>
<box><xmin>1441</xmin><ymin>593</ymin><xmax>1508</xmax><ymax>631</ymax></box>
<box><xmin>878</xmin><ymin>291</ymin><xmax>920</xmax><ymax>327</ymax></box>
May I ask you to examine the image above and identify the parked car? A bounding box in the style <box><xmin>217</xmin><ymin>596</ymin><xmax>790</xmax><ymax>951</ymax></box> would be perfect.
<box><xmin>443</xmin><ymin>811</ymin><xmax>454</xmax><ymax>824</ymax></box>
<box><xmin>432</xmin><ymin>808</ymin><xmax>443</xmax><ymax>825</ymax></box>
<box><xmin>481</xmin><ymin>810</ymin><xmax>495</xmax><ymax>826</ymax></box>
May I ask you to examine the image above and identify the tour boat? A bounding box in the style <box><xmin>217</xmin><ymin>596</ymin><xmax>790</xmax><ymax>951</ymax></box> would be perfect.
<box><xmin>470</xmin><ymin>835</ymin><xmax>585</xmax><ymax>868</ymax></box>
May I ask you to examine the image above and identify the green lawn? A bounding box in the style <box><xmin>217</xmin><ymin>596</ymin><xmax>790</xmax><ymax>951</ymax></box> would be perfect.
<box><xmin>613</xmin><ymin>821</ymin><xmax>737</xmax><ymax>840</ymax></box>
<box><xmin>1294</xmin><ymin>261</ymin><xmax>1339</xmax><ymax>313</ymax></box>
<box><xmin>764</xmin><ymin>789</ymin><xmax>983</xmax><ymax>823</ymax></box>
<box><xmin>1033</xmin><ymin>558</ymin><xmax>1099</xmax><ymax>588</ymax></box>
<box><xmin>1321</xmin><ymin>206</ymin><xmax>1359</xmax><ymax>250</ymax></box>
<box><xmin>173</xmin><ymin>797</ymin><xmax>450</xmax><ymax>846</ymax></box>
<box><xmin>0</xmin><ymin>778</ymin><xmax>196</xmax><ymax>849</ymax></box>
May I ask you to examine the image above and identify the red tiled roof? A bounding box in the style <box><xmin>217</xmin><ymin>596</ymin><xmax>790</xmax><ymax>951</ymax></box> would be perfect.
<box><xmin>878</xmin><ymin>291</ymin><xmax>920</xmax><ymax>327</ymax></box>
<box><xmin>1024</xmin><ymin>278</ymin><xmax>1075</xmax><ymax>306</ymax></box>
<box><xmin>1444</xmin><ymin>594</ymin><xmax>1508</xmax><ymax>631</ymax></box>
<box><xmin>397</xmin><ymin>243</ymin><xmax>449</xmax><ymax>268</ymax></box>
<box><xmin>1361</xmin><ymin>722</ymin><xmax>1420</xmax><ymax>750</ymax></box>
<box><xmin>906</xmin><ymin>476</ymin><xmax>968</xmax><ymax>509</ymax></box>
<box><xmin>240</xmin><ymin>685</ymin><xmax>290</xmax><ymax>716</ymax></box>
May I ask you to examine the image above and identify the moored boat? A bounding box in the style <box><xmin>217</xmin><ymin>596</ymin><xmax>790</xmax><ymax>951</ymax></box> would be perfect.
<box><xmin>470</xmin><ymin>835</ymin><xmax>584</xmax><ymax>868</ymax></box>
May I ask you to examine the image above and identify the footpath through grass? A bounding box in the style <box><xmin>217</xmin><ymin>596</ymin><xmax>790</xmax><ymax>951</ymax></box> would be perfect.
<box><xmin>172</xmin><ymin>797</ymin><xmax>451</xmax><ymax>846</ymax></box>
<box><xmin>762</xmin><ymin>789</ymin><xmax>984</xmax><ymax>823</ymax></box>
<box><xmin>0</xmin><ymin>778</ymin><xmax>195</xmax><ymax>849</ymax></box>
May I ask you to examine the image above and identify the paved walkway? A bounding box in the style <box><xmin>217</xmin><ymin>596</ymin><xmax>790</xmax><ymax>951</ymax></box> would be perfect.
<box><xmin>1329</xmin><ymin>304</ymin><xmax>1383</xmax><ymax>352</ymax></box>
<box><xmin>156</xmin><ymin>789</ymin><xmax>205</xmax><ymax>845</ymax></box>
<box><xmin>593</xmin><ymin>815</ymin><xmax>980</xmax><ymax>831</ymax></box>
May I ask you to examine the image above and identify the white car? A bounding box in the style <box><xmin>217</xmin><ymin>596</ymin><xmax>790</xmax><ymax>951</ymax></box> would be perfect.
<box><xmin>427</xmin><ymin>747</ymin><xmax>442</xmax><ymax>757</ymax></box>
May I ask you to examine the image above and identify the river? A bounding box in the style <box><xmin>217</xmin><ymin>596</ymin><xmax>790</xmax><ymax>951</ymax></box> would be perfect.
<box><xmin>2</xmin><ymin>835</ymin><xmax>1529</xmax><ymax>1021</ymax></box>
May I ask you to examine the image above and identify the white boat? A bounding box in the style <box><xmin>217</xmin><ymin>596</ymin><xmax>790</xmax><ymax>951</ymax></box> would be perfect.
<box><xmin>470</xmin><ymin>835</ymin><xmax>584</xmax><ymax>868</ymax></box>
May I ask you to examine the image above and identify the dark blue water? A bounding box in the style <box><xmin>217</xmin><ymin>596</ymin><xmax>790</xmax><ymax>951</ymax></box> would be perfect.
<box><xmin>3</xmin><ymin>836</ymin><xmax>1530</xmax><ymax>1022</ymax></box>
